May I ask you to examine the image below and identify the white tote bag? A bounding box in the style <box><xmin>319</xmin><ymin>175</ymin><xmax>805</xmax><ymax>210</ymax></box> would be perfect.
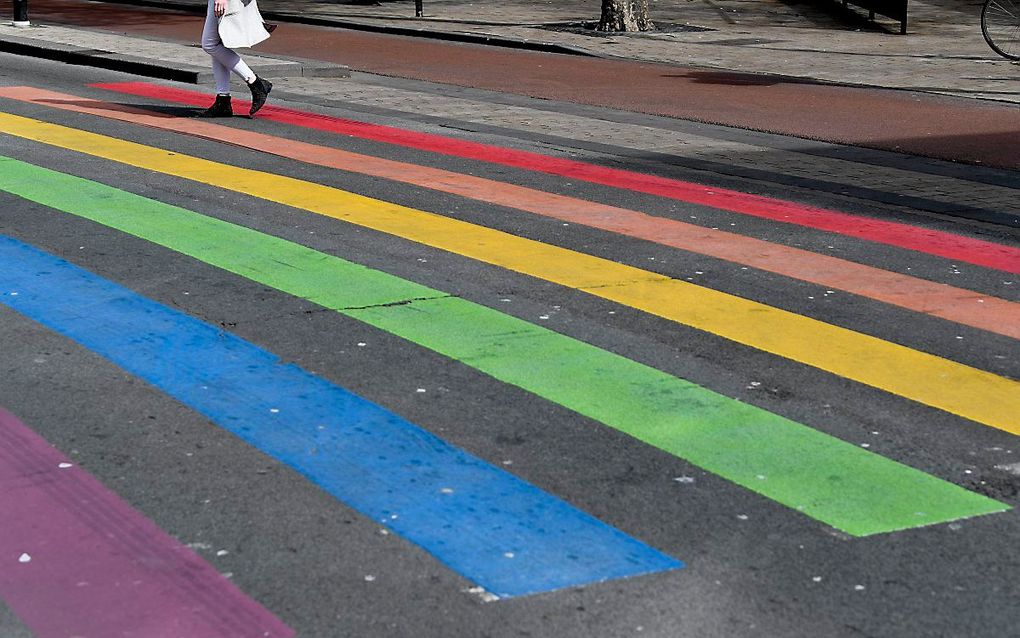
<box><xmin>218</xmin><ymin>0</ymin><xmax>271</xmax><ymax>49</ymax></box>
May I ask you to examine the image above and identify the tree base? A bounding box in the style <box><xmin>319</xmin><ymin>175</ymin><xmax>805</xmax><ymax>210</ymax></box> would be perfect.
<box><xmin>596</xmin><ymin>0</ymin><xmax>654</xmax><ymax>32</ymax></box>
<box><xmin>594</xmin><ymin>19</ymin><xmax>655</xmax><ymax>32</ymax></box>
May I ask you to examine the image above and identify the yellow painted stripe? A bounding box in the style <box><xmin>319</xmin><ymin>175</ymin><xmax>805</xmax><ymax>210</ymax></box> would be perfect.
<box><xmin>2</xmin><ymin>112</ymin><xmax>1017</xmax><ymax>434</ymax></box>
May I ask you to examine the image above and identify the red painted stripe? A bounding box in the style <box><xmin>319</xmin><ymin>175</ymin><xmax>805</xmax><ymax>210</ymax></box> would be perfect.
<box><xmin>91</xmin><ymin>81</ymin><xmax>1020</xmax><ymax>275</ymax></box>
<box><xmin>0</xmin><ymin>406</ymin><xmax>293</xmax><ymax>638</ymax></box>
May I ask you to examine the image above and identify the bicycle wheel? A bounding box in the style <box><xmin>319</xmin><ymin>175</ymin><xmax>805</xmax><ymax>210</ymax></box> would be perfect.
<box><xmin>982</xmin><ymin>0</ymin><xmax>1020</xmax><ymax>60</ymax></box>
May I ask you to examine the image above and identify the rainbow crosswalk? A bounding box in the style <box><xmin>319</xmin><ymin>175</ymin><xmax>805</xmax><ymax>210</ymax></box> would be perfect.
<box><xmin>0</xmin><ymin>82</ymin><xmax>1017</xmax><ymax>636</ymax></box>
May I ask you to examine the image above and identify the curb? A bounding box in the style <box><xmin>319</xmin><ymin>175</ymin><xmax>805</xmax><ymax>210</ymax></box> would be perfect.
<box><xmin>0</xmin><ymin>29</ymin><xmax>350</xmax><ymax>84</ymax></box>
<box><xmin>0</xmin><ymin>33</ymin><xmax>207</xmax><ymax>83</ymax></box>
<box><xmin>89</xmin><ymin>0</ymin><xmax>600</xmax><ymax>57</ymax></box>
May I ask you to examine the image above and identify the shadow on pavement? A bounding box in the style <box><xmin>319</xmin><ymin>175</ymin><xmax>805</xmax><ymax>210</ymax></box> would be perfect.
<box><xmin>660</xmin><ymin>70</ymin><xmax>822</xmax><ymax>86</ymax></box>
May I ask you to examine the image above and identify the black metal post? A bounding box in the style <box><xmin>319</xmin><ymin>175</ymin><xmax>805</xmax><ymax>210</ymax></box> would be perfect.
<box><xmin>415</xmin><ymin>0</ymin><xmax>423</xmax><ymax>17</ymax></box>
<box><xmin>13</xmin><ymin>0</ymin><xmax>29</xmax><ymax>25</ymax></box>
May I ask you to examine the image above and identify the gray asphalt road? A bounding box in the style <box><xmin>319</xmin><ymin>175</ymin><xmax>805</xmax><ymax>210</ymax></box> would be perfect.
<box><xmin>0</xmin><ymin>54</ymin><xmax>1018</xmax><ymax>638</ymax></box>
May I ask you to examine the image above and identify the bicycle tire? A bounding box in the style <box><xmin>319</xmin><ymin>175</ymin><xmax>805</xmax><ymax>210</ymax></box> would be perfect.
<box><xmin>982</xmin><ymin>0</ymin><xmax>1020</xmax><ymax>61</ymax></box>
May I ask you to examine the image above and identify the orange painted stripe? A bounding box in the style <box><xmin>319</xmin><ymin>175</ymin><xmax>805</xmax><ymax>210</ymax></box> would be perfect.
<box><xmin>6</xmin><ymin>86</ymin><xmax>1017</xmax><ymax>340</ymax></box>
<box><xmin>93</xmin><ymin>82</ymin><xmax>1020</xmax><ymax>275</ymax></box>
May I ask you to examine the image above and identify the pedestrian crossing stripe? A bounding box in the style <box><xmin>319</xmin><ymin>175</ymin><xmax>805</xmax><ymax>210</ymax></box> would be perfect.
<box><xmin>0</xmin><ymin>111</ymin><xmax>1016</xmax><ymax>437</ymax></box>
<box><xmin>92</xmin><ymin>81</ymin><xmax>1020</xmax><ymax>275</ymax></box>
<box><xmin>0</xmin><ymin>234</ymin><xmax>684</xmax><ymax>598</ymax></box>
<box><xmin>0</xmin><ymin>407</ymin><xmax>294</xmax><ymax>637</ymax></box>
<box><xmin>2</xmin><ymin>86</ymin><xmax>1014</xmax><ymax>340</ymax></box>
<box><xmin>0</xmin><ymin>154</ymin><xmax>1006</xmax><ymax>537</ymax></box>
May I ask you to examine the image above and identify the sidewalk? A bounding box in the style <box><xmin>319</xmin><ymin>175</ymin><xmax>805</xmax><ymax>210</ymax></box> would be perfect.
<box><xmin>0</xmin><ymin>3</ymin><xmax>349</xmax><ymax>83</ymax></box>
<box><xmin>95</xmin><ymin>0</ymin><xmax>1020</xmax><ymax>104</ymax></box>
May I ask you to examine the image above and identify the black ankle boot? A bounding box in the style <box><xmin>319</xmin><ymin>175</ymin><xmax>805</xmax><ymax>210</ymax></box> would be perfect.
<box><xmin>247</xmin><ymin>76</ymin><xmax>272</xmax><ymax>116</ymax></box>
<box><xmin>198</xmin><ymin>94</ymin><xmax>232</xmax><ymax>118</ymax></box>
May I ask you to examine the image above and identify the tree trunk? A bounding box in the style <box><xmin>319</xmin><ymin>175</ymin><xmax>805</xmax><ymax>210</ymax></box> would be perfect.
<box><xmin>597</xmin><ymin>0</ymin><xmax>653</xmax><ymax>32</ymax></box>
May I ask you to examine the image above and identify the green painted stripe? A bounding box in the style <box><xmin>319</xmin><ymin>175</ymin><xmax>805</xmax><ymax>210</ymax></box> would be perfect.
<box><xmin>0</xmin><ymin>155</ymin><xmax>1005</xmax><ymax>536</ymax></box>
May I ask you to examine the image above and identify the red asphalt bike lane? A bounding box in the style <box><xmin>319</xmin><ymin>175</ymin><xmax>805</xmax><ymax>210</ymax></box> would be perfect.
<box><xmin>22</xmin><ymin>0</ymin><xmax>1020</xmax><ymax>170</ymax></box>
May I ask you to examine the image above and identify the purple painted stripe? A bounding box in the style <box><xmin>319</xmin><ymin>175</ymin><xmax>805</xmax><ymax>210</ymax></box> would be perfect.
<box><xmin>0</xmin><ymin>406</ymin><xmax>293</xmax><ymax>638</ymax></box>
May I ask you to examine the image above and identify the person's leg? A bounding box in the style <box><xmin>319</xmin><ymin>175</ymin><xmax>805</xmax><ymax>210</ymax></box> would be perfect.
<box><xmin>199</xmin><ymin>0</ymin><xmax>233</xmax><ymax>116</ymax></box>
<box><xmin>201</xmin><ymin>0</ymin><xmax>256</xmax><ymax>91</ymax></box>
<box><xmin>199</xmin><ymin>0</ymin><xmax>272</xmax><ymax>116</ymax></box>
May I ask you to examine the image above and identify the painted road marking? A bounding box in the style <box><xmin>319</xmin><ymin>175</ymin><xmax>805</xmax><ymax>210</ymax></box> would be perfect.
<box><xmin>0</xmin><ymin>112</ymin><xmax>1017</xmax><ymax>436</ymax></box>
<box><xmin>0</xmin><ymin>156</ymin><xmax>1006</xmax><ymax>537</ymax></box>
<box><xmin>0</xmin><ymin>406</ymin><xmax>293</xmax><ymax>638</ymax></box>
<box><xmin>4</xmin><ymin>87</ymin><xmax>1015</xmax><ymax>339</ymax></box>
<box><xmin>0</xmin><ymin>235</ymin><xmax>682</xmax><ymax>598</ymax></box>
<box><xmin>92</xmin><ymin>81</ymin><xmax>1020</xmax><ymax>275</ymax></box>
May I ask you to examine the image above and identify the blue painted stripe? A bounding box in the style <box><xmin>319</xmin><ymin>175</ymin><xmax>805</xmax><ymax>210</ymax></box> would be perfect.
<box><xmin>0</xmin><ymin>235</ymin><xmax>681</xmax><ymax>597</ymax></box>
